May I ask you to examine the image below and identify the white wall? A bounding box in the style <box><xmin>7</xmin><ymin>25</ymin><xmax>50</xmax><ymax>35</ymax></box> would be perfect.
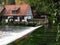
<box><xmin>24</xmin><ymin>7</ymin><xmax>33</xmax><ymax>20</ymax></box>
<box><xmin>23</xmin><ymin>7</ymin><xmax>33</xmax><ymax>22</ymax></box>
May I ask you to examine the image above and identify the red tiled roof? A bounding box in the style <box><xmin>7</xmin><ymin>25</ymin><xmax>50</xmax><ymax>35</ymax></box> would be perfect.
<box><xmin>3</xmin><ymin>4</ymin><xmax>30</xmax><ymax>16</ymax></box>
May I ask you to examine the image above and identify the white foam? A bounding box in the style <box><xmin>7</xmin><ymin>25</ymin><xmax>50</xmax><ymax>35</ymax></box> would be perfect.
<box><xmin>0</xmin><ymin>25</ymin><xmax>42</xmax><ymax>45</ymax></box>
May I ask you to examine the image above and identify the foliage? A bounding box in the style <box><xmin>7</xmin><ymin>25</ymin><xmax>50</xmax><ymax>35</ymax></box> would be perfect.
<box><xmin>9</xmin><ymin>0</ymin><xmax>15</xmax><ymax>4</ymax></box>
<box><xmin>27</xmin><ymin>0</ymin><xmax>60</xmax><ymax>24</ymax></box>
<box><xmin>27</xmin><ymin>0</ymin><xmax>55</xmax><ymax>13</ymax></box>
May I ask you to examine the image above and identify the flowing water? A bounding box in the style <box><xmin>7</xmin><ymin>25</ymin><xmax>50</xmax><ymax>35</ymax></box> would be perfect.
<box><xmin>0</xmin><ymin>25</ymin><xmax>60</xmax><ymax>45</ymax></box>
<box><xmin>18</xmin><ymin>25</ymin><xmax>60</xmax><ymax>45</ymax></box>
<box><xmin>0</xmin><ymin>26</ymin><xmax>32</xmax><ymax>38</ymax></box>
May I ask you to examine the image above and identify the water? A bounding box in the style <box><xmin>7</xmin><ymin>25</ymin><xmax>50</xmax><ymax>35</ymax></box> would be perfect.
<box><xmin>18</xmin><ymin>25</ymin><xmax>60</xmax><ymax>45</ymax></box>
<box><xmin>0</xmin><ymin>25</ymin><xmax>59</xmax><ymax>45</ymax></box>
<box><xmin>0</xmin><ymin>26</ymin><xmax>32</xmax><ymax>38</ymax></box>
<box><xmin>0</xmin><ymin>26</ymin><xmax>31</xmax><ymax>32</ymax></box>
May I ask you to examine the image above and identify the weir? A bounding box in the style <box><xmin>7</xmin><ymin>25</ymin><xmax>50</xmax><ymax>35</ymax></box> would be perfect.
<box><xmin>0</xmin><ymin>25</ymin><xmax>42</xmax><ymax>45</ymax></box>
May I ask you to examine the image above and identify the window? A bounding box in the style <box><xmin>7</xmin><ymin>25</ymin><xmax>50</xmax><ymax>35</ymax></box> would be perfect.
<box><xmin>12</xmin><ymin>8</ymin><xmax>20</xmax><ymax>14</ymax></box>
<box><xmin>12</xmin><ymin>10</ymin><xmax>16</xmax><ymax>14</ymax></box>
<box><xmin>20</xmin><ymin>16</ymin><xmax>24</xmax><ymax>19</ymax></box>
<box><xmin>13</xmin><ymin>16</ymin><xmax>17</xmax><ymax>19</ymax></box>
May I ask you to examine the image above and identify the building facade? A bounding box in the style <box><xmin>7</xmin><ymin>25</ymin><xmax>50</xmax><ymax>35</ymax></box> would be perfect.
<box><xmin>1</xmin><ymin>4</ymin><xmax>33</xmax><ymax>23</ymax></box>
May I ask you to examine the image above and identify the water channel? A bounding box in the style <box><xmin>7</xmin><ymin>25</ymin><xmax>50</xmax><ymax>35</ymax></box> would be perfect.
<box><xmin>0</xmin><ymin>26</ymin><xmax>32</xmax><ymax>38</ymax></box>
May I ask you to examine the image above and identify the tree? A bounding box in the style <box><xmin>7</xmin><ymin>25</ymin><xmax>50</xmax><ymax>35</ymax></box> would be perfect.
<box><xmin>9</xmin><ymin>0</ymin><xmax>15</xmax><ymax>5</ymax></box>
